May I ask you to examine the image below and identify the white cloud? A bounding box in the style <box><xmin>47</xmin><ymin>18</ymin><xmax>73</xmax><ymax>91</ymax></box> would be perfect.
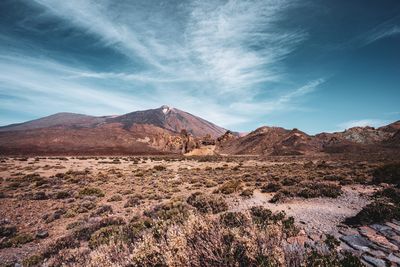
<box><xmin>0</xmin><ymin>55</ymin><xmax>148</xmax><ymax>116</ymax></box>
<box><xmin>229</xmin><ymin>79</ymin><xmax>325</xmax><ymax>114</ymax></box>
<box><xmin>187</xmin><ymin>0</ymin><xmax>305</xmax><ymax>92</ymax></box>
<box><xmin>28</xmin><ymin>0</ymin><xmax>305</xmax><ymax>94</ymax></box>
<box><xmin>2</xmin><ymin>0</ymin><xmax>320</xmax><ymax>129</ymax></box>
<box><xmin>362</xmin><ymin>15</ymin><xmax>400</xmax><ymax>45</ymax></box>
<box><xmin>365</xmin><ymin>26</ymin><xmax>400</xmax><ymax>45</ymax></box>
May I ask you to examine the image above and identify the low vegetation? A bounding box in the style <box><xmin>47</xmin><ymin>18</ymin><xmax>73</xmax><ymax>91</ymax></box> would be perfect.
<box><xmin>270</xmin><ymin>182</ymin><xmax>342</xmax><ymax>203</ymax></box>
<box><xmin>0</xmin><ymin>156</ymin><xmax>390</xmax><ymax>265</ymax></box>
<box><xmin>344</xmin><ymin>164</ymin><xmax>400</xmax><ymax>226</ymax></box>
<box><xmin>36</xmin><ymin>207</ymin><xmax>353</xmax><ymax>266</ymax></box>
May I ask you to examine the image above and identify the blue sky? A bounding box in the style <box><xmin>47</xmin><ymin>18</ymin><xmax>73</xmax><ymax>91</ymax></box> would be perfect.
<box><xmin>0</xmin><ymin>0</ymin><xmax>399</xmax><ymax>134</ymax></box>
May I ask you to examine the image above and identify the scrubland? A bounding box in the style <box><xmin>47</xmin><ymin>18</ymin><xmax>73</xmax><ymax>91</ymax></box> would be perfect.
<box><xmin>0</xmin><ymin>156</ymin><xmax>399</xmax><ymax>266</ymax></box>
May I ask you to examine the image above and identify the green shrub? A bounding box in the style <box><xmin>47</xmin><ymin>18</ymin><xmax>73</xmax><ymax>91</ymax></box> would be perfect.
<box><xmin>187</xmin><ymin>192</ymin><xmax>228</xmax><ymax>214</ymax></box>
<box><xmin>89</xmin><ymin>226</ymin><xmax>121</xmax><ymax>249</ymax></box>
<box><xmin>22</xmin><ymin>254</ymin><xmax>43</xmax><ymax>267</ymax></box>
<box><xmin>261</xmin><ymin>182</ymin><xmax>281</xmax><ymax>193</ymax></box>
<box><xmin>374</xmin><ymin>187</ymin><xmax>400</xmax><ymax>204</ymax></box>
<box><xmin>0</xmin><ymin>233</ymin><xmax>34</xmax><ymax>248</ymax></box>
<box><xmin>79</xmin><ymin>187</ymin><xmax>105</xmax><ymax>197</ymax></box>
<box><xmin>298</xmin><ymin>183</ymin><xmax>342</xmax><ymax>199</ymax></box>
<box><xmin>372</xmin><ymin>163</ymin><xmax>400</xmax><ymax>186</ymax></box>
<box><xmin>144</xmin><ymin>201</ymin><xmax>191</xmax><ymax>223</ymax></box>
<box><xmin>220</xmin><ymin>212</ymin><xmax>247</xmax><ymax>228</ymax></box>
<box><xmin>344</xmin><ymin>201</ymin><xmax>400</xmax><ymax>225</ymax></box>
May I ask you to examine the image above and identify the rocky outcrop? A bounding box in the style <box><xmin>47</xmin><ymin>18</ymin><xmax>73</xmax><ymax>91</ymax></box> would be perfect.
<box><xmin>339</xmin><ymin>221</ymin><xmax>400</xmax><ymax>266</ymax></box>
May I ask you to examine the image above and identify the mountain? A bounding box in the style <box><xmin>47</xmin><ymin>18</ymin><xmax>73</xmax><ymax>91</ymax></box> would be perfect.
<box><xmin>0</xmin><ymin>106</ymin><xmax>224</xmax><ymax>155</ymax></box>
<box><xmin>0</xmin><ymin>107</ymin><xmax>398</xmax><ymax>156</ymax></box>
<box><xmin>216</xmin><ymin>126</ymin><xmax>289</xmax><ymax>155</ymax></box>
<box><xmin>0</xmin><ymin>113</ymin><xmax>108</xmax><ymax>132</ymax></box>
<box><xmin>216</xmin><ymin>122</ymin><xmax>400</xmax><ymax>156</ymax></box>
<box><xmin>379</xmin><ymin>120</ymin><xmax>400</xmax><ymax>133</ymax></box>
<box><xmin>0</xmin><ymin>106</ymin><xmax>225</xmax><ymax>138</ymax></box>
<box><xmin>216</xmin><ymin>127</ymin><xmax>321</xmax><ymax>156</ymax></box>
<box><xmin>107</xmin><ymin>105</ymin><xmax>225</xmax><ymax>138</ymax></box>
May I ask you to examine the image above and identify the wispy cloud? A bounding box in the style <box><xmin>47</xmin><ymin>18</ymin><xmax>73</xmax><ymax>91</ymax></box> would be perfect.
<box><xmin>0</xmin><ymin>55</ymin><xmax>147</xmax><ymax>117</ymax></box>
<box><xmin>28</xmin><ymin>0</ymin><xmax>305</xmax><ymax>93</ymax></box>
<box><xmin>362</xmin><ymin>15</ymin><xmax>400</xmax><ymax>45</ymax></box>
<box><xmin>229</xmin><ymin>79</ymin><xmax>325</xmax><ymax>114</ymax></box>
<box><xmin>187</xmin><ymin>0</ymin><xmax>305</xmax><ymax>92</ymax></box>
<box><xmin>1</xmin><ymin>0</ymin><xmax>320</xmax><ymax>129</ymax></box>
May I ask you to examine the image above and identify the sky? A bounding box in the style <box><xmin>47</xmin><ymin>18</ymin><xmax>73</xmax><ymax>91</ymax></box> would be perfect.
<box><xmin>0</xmin><ymin>0</ymin><xmax>399</xmax><ymax>134</ymax></box>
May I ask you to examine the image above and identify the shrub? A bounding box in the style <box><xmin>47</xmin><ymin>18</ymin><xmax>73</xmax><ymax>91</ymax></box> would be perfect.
<box><xmin>0</xmin><ymin>225</ymin><xmax>17</xmax><ymax>238</ymax></box>
<box><xmin>88</xmin><ymin>226</ymin><xmax>121</xmax><ymax>249</ymax></box>
<box><xmin>91</xmin><ymin>205</ymin><xmax>113</xmax><ymax>217</ymax></box>
<box><xmin>187</xmin><ymin>192</ymin><xmax>228</xmax><ymax>214</ymax></box>
<box><xmin>374</xmin><ymin>187</ymin><xmax>400</xmax><ymax>204</ymax></box>
<box><xmin>54</xmin><ymin>191</ymin><xmax>71</xmax><ymax>199</ymax></box>
<box><xmin>22</xmin><ymin>254</ymin><xmax>43</xmax><ymax>267</ymax></box>
<box><xmin>73</xmin><ymin>217</ymin><xmax>126</xmax><ymax>241</ymax></box>
<box><xmin>220</xmin><ymin>212</ymin><xmax>247</xmax><ymax>228</ymax></box>
<box><xmin>153</xmin><ymin>165</ymin><xmax>167</xmax><ymax>171</ymax></box>
<box><xmin>76</xmin><ymin>201</ymin><xmax>96</xmax><ymax>213</ymax></box>
<box><xmin>240</xmin><ymin>188</ymin><xmax>254</xmax><ymax>197</ymax></box>
<box><xmin>298</xmin><ymin>183</ymin><xmax>342</xmax><ymax>199</ymax></box>
<box><xmin>269</xmin><ymin>189</ymin><xmax>295</xmax><ymax>203</ymax></box>
<box><xmin>282</xmin><ymin>217</ymin><xmax>299</xmax><ymax>237</ymax></box>
<box><xmin>324</xmin><ymin>234</ymin><xmax>340</xmax><ymax>250</ymax></box>
<box><xmin>79</xmin><ymin>187</ymin><xmax>105</xmax><ymax>197</ymax></box>
<box><xmin>108</xmin><ymin>194</ymin><xmax>123</xmax><ymax>202</ymax></box>
<box><xmin>282</xmin><ymin>177</ymin><xmax>299</xmax><ymax>186</ymax></box>
<box><xmin>261</xmin><ymin>182</ymin><xmax>281</xmax><ymax>193</ymax></box>
<box><xmin>372</xmin><ymin>163</ymin><xmax>400</xmax><ymax>186</ymax></box>
<box><xmin>0</xmin><ymin>233</ymin><xmax>34</xmax><ymax>248</ymax></box>
<box><xmin>124</xmin><ymin>196</ymin><xmax>142</xmax><ymax>208</ymax></box>
<box><xmin>215</xmin><ymin>180</ymin><xmax>242</xmax><ymax>194</ymax></box>
<box><xmin>42</xmin><ymin>235</ymin><xmax>80</xmax><ymax>258</ymax></box>
<box><xmin>344</xmin><ymin>201</ymin><xmax>400</xmax><ymax>225</ymax></box>
<box><xmin>339</xmin><ymin>251</ymin><xmax>364</xmax><ymax>267</ymax></box>
<box><xmin>144</xmin><ymin>201</ymin><xmax>191</xmax><ymax>223</ymax></box>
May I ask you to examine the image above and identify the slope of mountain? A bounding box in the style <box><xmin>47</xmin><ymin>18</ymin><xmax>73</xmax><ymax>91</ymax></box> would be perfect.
<box><xmin>0</xmin><ymin>106</ymin><xmax>225</xmax><ymax>138</ymax></box>
<box><xmin>0</xmin><ymin>106</ymin><xmax>223</xmax><ymax>155</ymax></box>
<box><xmin>0</xmin><ymin>113</ymin><xmax>108</xmax><ymax>132</ymax></box>
<box><xmin>217</xmin><ymin>126</ymin><xmax>290</xmax><ymax>155</ymax></box>
<box><xmin>0</xmin><ymin>122</ymin><xmax>187</xmax><ymax>155</ymax></box>
<box><xmin>217</xmin><ymin>122</ymin><xmax>400</xmax><ymax>156</ymax></box>
<box><xmin>108</xmin><ymin>105</ymin><xmax>225</xmax><ymax>138</ymax></box>
<box><xmin>379</xmin><ymin>120</ymin><xmax>400</xmax><ymax>133</ymax></box>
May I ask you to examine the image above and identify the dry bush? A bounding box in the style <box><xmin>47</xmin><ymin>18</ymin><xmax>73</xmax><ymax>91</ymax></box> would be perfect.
<box><xmin>215</xmin><ymin>180</ymin><xmax>242</xmax><ymax>194</ymax></box>
<box><xmin>270</xmin><ymin>182</ymin><xmax>342</xmax><ymax>203</ymax></box>
<box><xmin>79</xmin><ymin>187</ymin><xmax>105</xmax><ymax>198</ymax></box>
<box><xmin>372</xmin><ymin>163</ymin><xmax>400</xmax><ymax>186</ymax></box>
<box><xmin>44</xmin><ymin>211</ymin><xmax>289</xmax><ymax>266</ymax></box>
<box><xmin>261</xmin><ymin>182</ymin><xmax>282</xmax><ymax>193</ymax></box>
<box><xmin>346</xmin><ymin>202</ymin><xmax>400</xmax><ymax>226</ymax></box>
<box><xmin>187</xmin><ymin>192</ymin><xmax>228</xmax><ymax>214</ymax></box>
<box><xmin>41</xmin><ymin>206</ymin><xmax>356</xmax><ymax>267</ymax></box>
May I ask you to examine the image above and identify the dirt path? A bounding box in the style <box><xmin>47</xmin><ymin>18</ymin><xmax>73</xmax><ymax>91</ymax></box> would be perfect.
<box><xmin>230</xmin><ymin>185</ymin><xmax>376</xmax><ymax>235</ymax></box>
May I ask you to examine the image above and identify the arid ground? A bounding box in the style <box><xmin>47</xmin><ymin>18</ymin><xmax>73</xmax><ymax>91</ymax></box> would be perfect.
<box><xmin>1</xmin><ymin>155</ymin><xmax>399</xmax><ymax>266</ymax></box>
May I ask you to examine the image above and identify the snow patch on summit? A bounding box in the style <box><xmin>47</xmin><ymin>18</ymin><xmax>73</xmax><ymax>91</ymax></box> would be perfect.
<box><xmin>161</xmin><ymin>105</ymin><xmax>172</xmax><ymax>114</ymax></box>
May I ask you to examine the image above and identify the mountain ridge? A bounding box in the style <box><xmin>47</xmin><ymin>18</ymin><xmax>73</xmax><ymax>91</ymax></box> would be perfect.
<box><xmin>0</xmin><ymin>106</ymin><xmax>399</xmax><ymax>156</ymax></box>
